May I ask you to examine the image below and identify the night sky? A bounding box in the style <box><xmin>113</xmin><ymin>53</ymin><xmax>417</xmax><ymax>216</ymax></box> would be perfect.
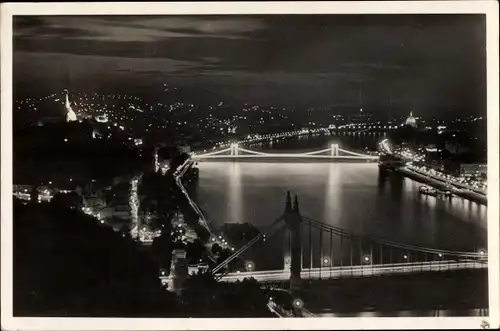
<box><xmin>14</xmin><ymin>14</ymin><xmax>486</xmax><ymax>116</ymax></box>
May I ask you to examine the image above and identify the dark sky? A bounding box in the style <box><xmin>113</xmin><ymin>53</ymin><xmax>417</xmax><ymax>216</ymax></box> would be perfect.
<box><xmin>13</xmin><ymin>15</ymin><xmax>486</xmax><ymax>116</ymax></box>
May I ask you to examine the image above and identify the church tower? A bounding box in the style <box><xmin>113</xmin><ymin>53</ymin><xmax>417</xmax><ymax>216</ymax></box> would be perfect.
<box><xmin>64</xmin><ymin>89</ymin><xmax>77</xmax><ymax>122</ymax></box>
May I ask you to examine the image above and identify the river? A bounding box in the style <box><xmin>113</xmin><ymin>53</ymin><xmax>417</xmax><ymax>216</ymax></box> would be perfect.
<box><xmin>189</xmin><ymin>133</ymin><xmax>488</xmax><ymax>316</ymax></box>
<box><xmin>192</xmin><ymin>134</ymin><xmax>486</xmax><ymax>251</ymax></box>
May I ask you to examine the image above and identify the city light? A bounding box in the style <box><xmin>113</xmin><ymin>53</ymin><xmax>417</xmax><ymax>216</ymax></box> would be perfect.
<box><xmin>245</xmin><ymin>261</ymin><xmax>255</xmax><ymax>271</ymax></box>
<box><xmin>129</xmin><ymin>175</ymin><xmax>141</xmax><ymax>240</ymax></box>
<box><xmin>322</xmin><ymin>257</ymin><xmax>331</xmax><ymax>266</ymax></box>
<box><xmin>293</xmin><ymin>298</ymin><xmax>304</xmax><ymax>309</ymax></box>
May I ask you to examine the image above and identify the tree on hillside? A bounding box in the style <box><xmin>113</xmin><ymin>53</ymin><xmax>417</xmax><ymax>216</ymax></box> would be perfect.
<box><xmin>14</xmin><ymin>200</ymin><xmax>178</xmax><ymax>317</ymax></box>
<box><xmin>180</xmin><ymin>272</ymin><xmax>272</xmax><ymax>317</ymax></box>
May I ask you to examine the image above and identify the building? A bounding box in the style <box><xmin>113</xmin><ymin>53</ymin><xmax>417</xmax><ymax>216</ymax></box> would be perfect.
<box><xmin>166</xmin><ymin>249</ymin><xmax>189</xmax><ymax>295</ymax></box>
<box><xmin>188</xmin><ymin>263</ymin><xmax>209</xmax><ymax>276</ymax></box>
<box><xmin>64</xmin><ymin>89</ymin><xmax>78</xmax><ymax>122</ymax></box>
<box><xmin>179</xmin><ymin>145</ymin><xmax>192</xmax><ymax>154</ymax></box>
<box><xmin>405</xmin><ymin>111</ymin><xmax>417</xmax><ymax>128</ymax></box>
<box><xmin>99</xmin><ymin>203</ymin><xmax>131</xmax><ymax>220</ymax></box>
<box><xmin>443</xmin><ymin>161</ymin><xmax>486</xmax><ymax>178</ymax></box>
<box><xmin>460</xmin><ymin>163</ymin><xmax>487</xmax><ymax>178</ymax></box>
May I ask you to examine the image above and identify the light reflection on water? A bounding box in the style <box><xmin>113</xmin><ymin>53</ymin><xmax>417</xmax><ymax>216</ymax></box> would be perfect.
<box><xmin>195</xmin><ymin>162</ymin><xmax>487</xmax><ymax>252</ymax></box>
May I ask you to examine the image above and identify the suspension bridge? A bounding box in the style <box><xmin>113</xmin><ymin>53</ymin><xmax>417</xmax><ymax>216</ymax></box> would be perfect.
<box><xmin>192</xmin><ymin>143</ymin><xmax>379</xmax><ymax>161</ymax></box>
<box><xmin>210</xmin><ymin>192</ymin><xmax>487</xmax><ymax>287</ymax></box>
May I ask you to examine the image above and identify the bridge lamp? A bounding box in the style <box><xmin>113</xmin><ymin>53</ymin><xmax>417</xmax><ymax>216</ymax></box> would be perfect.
<box><xmin>293</xmin><ymin>298</ymin><xmax>304</xmax><ymax>309</ymax></box>
<box><xmin>161</xmin><ymin>270</ymin><xmax>166</xmax><ymax>276</ymax></box>
<box><xmin>245</xmin><ymin>261</ymin><xmax>255</xmax><ymax>271</ymax></box>
<box><xmin>100</xmin><ymin>220</ymin><xmax>105</xmax><ymax>224</ymax></box>
<box><xmin>438</xmin><ymin>253</ymin><xmax>444</xmax><ymax>259</ymax></box>
<box><xmin>322</xmin><ymin>257</ymin><xmax>331</xmax><ymax>266</ymax></box>
<box><xmin>478</xmin><ymin>249</ymin><xmax>487</xmax><ymax>257</ymax></box>
<box><xmin>403</xmin><ymin>254</ymin><xmax>408</xmax><ymax>260</ymax></box>
<box><xmin>363</xmin><ymin>255</ymin><xmax>371</xmax><ymax>264</ymax></box>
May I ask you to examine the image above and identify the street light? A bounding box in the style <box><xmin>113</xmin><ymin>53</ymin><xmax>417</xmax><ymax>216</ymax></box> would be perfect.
<box><xmin>478</xmin><ymin>249</ymin><xmax>487</xmax><ymax>259</ymax></box>
<box><xmin>293</xmin><ymin>298</ymin><xmax>304</xmax><ymax>309</ymax></box>
<box><xmin>245</xmin><ymin>261</ymin><xmax>255</xmax><ymax>272</ymax></box>
<box><xmin>322</xmin><ymin>257</ymin><xmax>331</xmax><ymax>266</ymax></box>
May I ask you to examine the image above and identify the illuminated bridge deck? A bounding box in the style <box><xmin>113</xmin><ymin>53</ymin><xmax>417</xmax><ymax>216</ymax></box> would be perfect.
<box><xmin>221</xmin><ymin>260</ymin><xmax>487</xmax><ymax>283</ymax></box>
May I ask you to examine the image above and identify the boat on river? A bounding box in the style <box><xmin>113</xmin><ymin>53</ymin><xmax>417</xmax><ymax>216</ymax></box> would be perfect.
<box><xmin>419</xmin><ymin>186</ymin><xmax>438</xmax><ymax>196</ymax></box>
<box><xmin>419</xmin><ymin>186</ymin><xmax>453</xmax><ymax>198</ymax></box>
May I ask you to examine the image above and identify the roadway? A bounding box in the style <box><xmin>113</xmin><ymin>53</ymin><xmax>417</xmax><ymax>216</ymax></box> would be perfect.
<box><xmin>221</xmin><ymin>260</ymin><xmax>487</xmax><ymax>283</ymax></box>
<box><xmin>173</xmin><ymin>158</ymin><xmax>235</xmax><ymax>260</ymax></box>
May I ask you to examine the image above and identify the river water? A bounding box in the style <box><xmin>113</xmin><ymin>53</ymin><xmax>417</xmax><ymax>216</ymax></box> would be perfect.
<box><xmin>193</xmin><ymin>133</ymin><xmax>487</xmax><ymax>251</ymax></box>
<box><xmin>190</xmin><ymin>133</ymin><xmax>488</xmax><ymax>316</ymax></box>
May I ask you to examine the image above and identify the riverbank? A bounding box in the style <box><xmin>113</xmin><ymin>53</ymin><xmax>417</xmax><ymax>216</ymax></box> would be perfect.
<box><xmin>174</xmin><ymin>158</ymin><xmax>239</xmax><ymax>259</ymax></box>
<box><xmin>394</xmin><ymin>166</ymin><xmax>487</xmax><ymax>206</ymax></box>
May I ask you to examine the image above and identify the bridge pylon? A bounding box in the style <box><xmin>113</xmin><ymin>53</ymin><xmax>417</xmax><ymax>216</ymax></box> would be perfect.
<box><xmin>283</xmin><ymin>191</ymin><xmax>302</xmax><ymax>290</ymax></box>
<box><xmin>330</xmin><ymin>144</ymin><xmax>339</xmax><ymax>157</ymax></box>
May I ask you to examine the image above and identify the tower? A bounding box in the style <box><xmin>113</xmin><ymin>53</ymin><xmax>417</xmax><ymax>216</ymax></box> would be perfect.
<box><xmin>405</xmin><ymin>111</ymin><xmax>417</xmax><ymax>128</ymax></box>
<box><xmin>153</xmin><ymin>146</ymin><xmax>160</xmax><ymax>173</ymax></box>
<box><xmin>283</xmin><ymin>192</ymin><xmax>302</xmax><ymax>290</ymax></box>
<box><xmin>64</xmin><ymin>89</ymin><xmax>77</xmax><ymax>122</ymax></box>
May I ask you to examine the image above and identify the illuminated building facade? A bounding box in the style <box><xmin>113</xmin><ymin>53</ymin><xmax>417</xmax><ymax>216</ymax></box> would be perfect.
<box><xmin>405</xmin><ymin>111</ymin><xmax>417</xmax><ymax>128</ymax></box>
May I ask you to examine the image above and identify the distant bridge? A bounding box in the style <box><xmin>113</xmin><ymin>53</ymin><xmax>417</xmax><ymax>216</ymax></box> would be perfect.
<box><xmin>192</xmin><ymin>143</ymin><xmax>379</xmax><ymax>161</ymax></box>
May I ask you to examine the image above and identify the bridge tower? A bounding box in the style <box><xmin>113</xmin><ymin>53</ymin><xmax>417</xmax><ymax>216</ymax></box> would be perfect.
<box><xmin>64</xmin><ymin>89</ymin><xmax>77</xmax><ymax>122</ymax></box>
<box><xmin>330</xmin><ymin>144</ymin><xmax>339</xmax><ymax>157</ymax></box>
<box><xmin>230</xmin><ymin>143</ymin><xmax>239</xmax><ymax>156</ymax></box>
<box><xmin>153</xmin><ymin>146</ymin><xmax>160</xmax><ymax>173</ymax></box>
<box><xmin>283</xmin><ymin>192</ymin><xmax>302</xmax><ymax>290</ymax></box>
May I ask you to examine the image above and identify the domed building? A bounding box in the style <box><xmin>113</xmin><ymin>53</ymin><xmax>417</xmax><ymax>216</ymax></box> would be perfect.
<box><xmin>405</xmin><ymin>111</ymin><xmax>417</xmax><ymax>128</ymax></box>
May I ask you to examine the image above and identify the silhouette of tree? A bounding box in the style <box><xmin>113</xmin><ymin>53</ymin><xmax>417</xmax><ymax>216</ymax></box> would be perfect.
<box><xmin>211</xmin><ymin>243</ymin><xmax>222</xmax><ymax>256</ymax></box>
<box><xmin>51</xmin><ymin>192</ymin><xmax>83</xmax><ymax>210</ymax></box>
<box><xmin>119</xmin><ymin>225</ymin><xmax>131</xmax><ymax>239</ymax></box>
<box><xmin>170</xmin><ymin>151</ymin><xmax>189</xmax><ymax>171</ymax></box>
<box><xmin>186</xmin><ymin>239</ymin><xmax>206</xmax><ymax>264</ymax></box>
<box><xmin>14</xmin><ymin>200</ymin><xmax>178</xmax><ymax>317</ymax></box>
<box><xmin>180</xmin><ymin>273</ymin><xmax>272</xmax><ymax>317</ymax></box>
